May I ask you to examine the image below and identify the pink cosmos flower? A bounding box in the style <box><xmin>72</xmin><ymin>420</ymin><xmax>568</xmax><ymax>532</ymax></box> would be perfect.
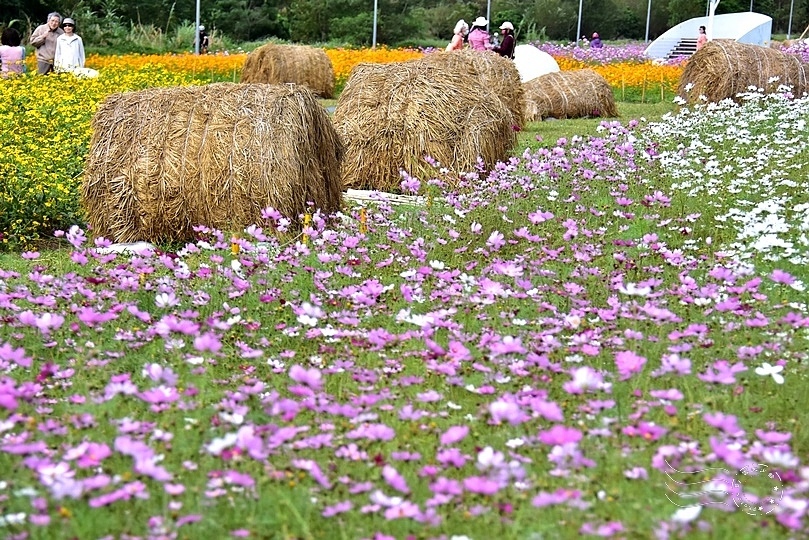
<box><xmin>615</xmin><ymin>350</ymin><xmax>647</xmax><ymax>380</ymax></box>
<box><xmin>382</xmin><ymin>465</ymin><xmax>410</xmax><ymax>494</ymax></box>
<box><xmin>440</xmin><ymin>426</ymin><xmax>469</xmax><ymax>446</ymax></box>
<box><xmin>538</xmin><ymin>425</ymin><xmax>583</xmax><ymax>446</ymax></box>
<box><xmin>288</xmin><ymin>365</ymin><xmax>323</xmax><ymax>390</ymax></box>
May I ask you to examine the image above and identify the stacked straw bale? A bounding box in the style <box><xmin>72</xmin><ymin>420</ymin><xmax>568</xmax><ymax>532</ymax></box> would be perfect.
<box><xmin>678</xmin><ymin>40</ymin><xmax>809</xmax><ymax>103</ymax></box>
<box><xmin>82</xmin><ymin>83</ymin><xmax>344</xmax><ymax>244</ymax></box>
<box><xmin>241</xmin><ymin>43</ymin><xmax>335</xmax><ymax>98</ymax></box>
<box><xmin>419</xmin><ymin>50</ymin><xmax>526</xmax><ymax>127</ymax></box>
<box><xmin>333</xmin><ymin>61</ymin><xmax>517</xmax><ymax>192</ymax></box>
<box><xmin>522</xmin><ymin>69</ymin><xmax>618</xmax><ymax>121</ymax></box>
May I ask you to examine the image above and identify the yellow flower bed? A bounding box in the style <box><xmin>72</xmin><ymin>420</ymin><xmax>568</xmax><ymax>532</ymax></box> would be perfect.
<box><xmin>556</xmin><ymin>57</ymin><xmax>683</xmax><ymax>95</ymax></box>
<box><xmin>0</xmin><ymin>66</ymin><xmax>202</xmax><ymax>248</ymax></box>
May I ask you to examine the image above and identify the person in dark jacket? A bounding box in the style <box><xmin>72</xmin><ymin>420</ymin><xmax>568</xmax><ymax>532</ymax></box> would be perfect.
<box><xmin>493</xmin><ymin>21</ymin><xmax>515</xmax><ymax>59</ymax></box>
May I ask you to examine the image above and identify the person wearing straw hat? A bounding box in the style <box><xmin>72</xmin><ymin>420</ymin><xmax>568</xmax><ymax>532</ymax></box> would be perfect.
<box><xmin>446</xmin><ymin>19</ymin><xmax>469</xmax><ymax>51</ymax></box>
<box><xmin>54</xmin><ymin>18</ymin><xmax>86</xmax><ymax>73</ymax></box>
<box><xmin>467</xmin><ymin>16</ymin><xmax>491</xmax><ymax>51</ymax></box>
<box><xmin>493</xmin><ymin>21</ymin><xmax>516</xmax><ymax>59</ymax></box>
<box><xmin>29</xmin><ymin>12</ymin><xmax>64</xmax><ymax>74</ymax></box>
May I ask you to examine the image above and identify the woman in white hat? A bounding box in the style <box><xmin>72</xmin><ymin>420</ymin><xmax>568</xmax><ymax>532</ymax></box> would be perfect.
<box><xmin>467</xmin><ymin>16</ymin><xmax>491</xmax><ymax>51</ymax></box>
<box><xmin>493</xmin><ymin>21</ymin><xmax>515</xmax><ymax>59</ymax></box>
<box><xmin>54</xmin><ymin>17</ymin><xmax>85</xmax><ymax>73</ymax></box>
<box><xmin>446</xmin><ymin>19</ymin><xmax>469</xmax><ymax>51</ymax></box>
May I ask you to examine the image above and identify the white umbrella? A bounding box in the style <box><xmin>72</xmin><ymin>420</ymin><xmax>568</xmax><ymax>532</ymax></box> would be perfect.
<box><xmin>513</xmin><ymin>45</ymin><xmax>560</xmax><ymax>83</ymax></box>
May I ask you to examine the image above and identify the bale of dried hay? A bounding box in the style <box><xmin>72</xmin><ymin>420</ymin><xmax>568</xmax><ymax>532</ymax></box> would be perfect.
<box><xmin>82</xmin><ymin>83</ymin><xmax>343</xmax><ymax>244</ymax></box>
<box><xmin>420</xmin><ymin>50</ymin><xmax>526</xmax><ymax>127</ymax></box>
<box><xmin>334</xmin><ymin>61</ymin><xmax>517</xmax><ymax>192</ymax></box>
<box><xmin>522</xmin><ymin>69</ymin><xmax>618</xmax><ymax>121</ymax></box>
<box><xmin>678</xmin><ymin>40</ymin><xmax>809</xmax><ymax>103</ymax></box>
<box><xmin>241</xmin><ymin>43</ymin><xmax>335</xmax><ymax>98</ymax></box>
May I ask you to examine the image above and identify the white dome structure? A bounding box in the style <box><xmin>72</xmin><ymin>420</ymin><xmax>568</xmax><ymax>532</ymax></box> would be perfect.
<box><xmin>513</xmin><ymin>45</ymin><xmax>560</xmax><ymax>83</ymax></box>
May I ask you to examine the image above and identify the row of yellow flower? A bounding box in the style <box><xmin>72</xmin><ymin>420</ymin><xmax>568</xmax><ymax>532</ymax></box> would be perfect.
<box><xmin>555</xmin><ymin>57</ymin><xmax>683</xmax><ymax>93</ymax></box>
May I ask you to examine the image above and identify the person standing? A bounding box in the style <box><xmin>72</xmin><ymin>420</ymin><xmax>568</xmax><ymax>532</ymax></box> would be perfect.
<box><xmin>29</xmin><ymin>12</ymin><xmax>64</xmax><ymax>74</ymax></box>
<box><xmin>446</xmin><ymin>19</ymin><xmax>468</xmax><ymax>51</ymax></box>
<box><xmin>0</xmin><ymin>27</ymin><xmax>26</xmax><ymax>76</ymax></box>
<box><xmin>467</xmin><ymin>17</ymin><xmax>491</xmax><ymax>51</ymax></box>
<box><xmin>54</xmin><ymin>18</ymin><xmax>85</xmax><ymax>73</ymax></box>
<box><xmin>696</xmin><ymin>26</ymin><xmax>708</xmax><ymax>50</ymax></box>
<box><xmin>196</xmin><ymin>25</ymin><xmax>209</xmax><ymax>54</ymax></box>
<box><xmin>493</xmin><ymin>21</ymin><xmax>516</xmax><ymax>58</ymax></box>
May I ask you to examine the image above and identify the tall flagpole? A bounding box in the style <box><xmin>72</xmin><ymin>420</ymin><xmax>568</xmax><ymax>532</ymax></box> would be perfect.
<box><xmin>372</xmin><ymin>0</ymin><xmax>378</xmax><ymax>47</ymax></box>
<box><xmin>195</xmin><ymin>0</ymin><xmax>200</xmax><ymax>54</ymax></box>
<box><xmin>576</xmin><ymin>0</ymin><xmax>583</xmax><ymax>46</ymax></box>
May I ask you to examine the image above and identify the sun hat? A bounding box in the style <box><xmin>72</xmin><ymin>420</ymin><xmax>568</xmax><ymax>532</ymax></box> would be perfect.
<box><xmin>62</xmin><ymin>18</ymin><xmax>75</xmax><ymax>26</ymax></box>
<box><xmin>472</xmin><ymin>16</ymin><xmax>488</xmax><ymax>27</ymax></box>
<box><xmin>454</xmin><ymin>19</ymin><xmax>469</xmax><ymax>35</ymax></box>
<box><xmin>199</xmin><ymin>25</ymin><xmax>205</xmax><ymax>31</ymax></box>
<box><xmin>500</xmin><ymin>21</ymin><xmax>514</xmax><ymax>31</ymax></box>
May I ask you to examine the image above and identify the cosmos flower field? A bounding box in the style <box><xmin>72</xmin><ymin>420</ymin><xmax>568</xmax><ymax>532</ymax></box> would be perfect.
<box><xmin>1</xmin><ymin>78</ymin><xmax>809</xmax><ymax>540</ymax></box>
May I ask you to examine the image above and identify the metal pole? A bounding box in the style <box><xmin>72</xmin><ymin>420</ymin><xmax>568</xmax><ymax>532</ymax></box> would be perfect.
<box><xmin>645</xmin><ymin>0</ymin><xmax>652</xmax><ymax>42</ymax></box>
<box><xmin>195</xmin><ymin>0</ymin><xmax>200</xmax><ymax>54</ymax></box>
<box><xmin>749</xmin><ymin>0</ymin><xmax>753</xmax><ymax>12</ymax></box>
<box><xmin>787</xmin><ymin>0</ymin><xmax>794</xmax><ymax>39</ymax></box>
<box><xmin>576</xmin><ymin>0</ymin><xmax>583</xmax><ymax>47</ymax></box>
<box><xmin>487</xmin><ymin>0</ymin><xmax>491</xmax><ymax>32</ymax></box>
<box><xmin>372</xmin><ymin>0</ymin><xmax>378</xmax><ymax>47</ymax></box>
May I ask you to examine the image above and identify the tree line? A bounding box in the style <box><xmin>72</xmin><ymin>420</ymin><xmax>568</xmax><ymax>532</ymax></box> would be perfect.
<box><xmin>3</xmin><ymin>0</ymin><xmax>807</xmax><ymax>48</ymax></box>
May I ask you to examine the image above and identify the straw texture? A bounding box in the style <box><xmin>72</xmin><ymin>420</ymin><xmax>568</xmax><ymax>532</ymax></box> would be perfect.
<box><xmin>523</xmin><ymin>69</ymin><xmax>618</xmax><ymax>121</ymax></box>
<box><xmin>333</xmin><ymin>61</ymin><xmax>517</xmax><ymax>192</ymax></box>
<box><xmin>82</xmin><ymin>83</ymin><xmax>344</xmax><ymax>243</ymax></box>
<box><xmin>678</xmin><ymin>40</ymin><xmax>809</xmax><ymax>103</ymax></box>
<box><xmin>241</xmin><ymin>43</ymin><xmax>336</xmax><ymax>98</ymax></box>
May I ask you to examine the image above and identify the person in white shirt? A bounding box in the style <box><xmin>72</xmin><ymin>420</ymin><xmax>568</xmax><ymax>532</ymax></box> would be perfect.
<box><xmin>54</xmin><ymin>17</ymin><xmax>85</xmax><ymax>73</ymax></box>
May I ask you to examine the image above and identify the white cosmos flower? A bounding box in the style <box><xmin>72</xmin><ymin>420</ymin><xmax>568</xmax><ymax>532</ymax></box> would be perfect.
<box><xmin>671</xmin><ymin>505</ymin><xmax>702</xmax><ymax>523</ymax></box>
<box><xmin>754</xmin><ymin>362</ymin><xmax>784</xmax><ymax>384</ymax></box>
<box><xmin>618</xmin><ymin>283</ymin><xmax>652</xmax><ymax>296</ymax></box>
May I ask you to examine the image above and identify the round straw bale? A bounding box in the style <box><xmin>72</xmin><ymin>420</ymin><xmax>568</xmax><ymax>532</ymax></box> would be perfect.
<box><xmin>82</xmin><ymin>83</ymin><xmax>344</xmax><ymax>244</ymax></box>
<box><xmin>420</xmin><ymin>50</ymin><xmax>526</xmax><ymax>128</ymax></box>
<box><xmin>241</xmin><ymin>43</ymin><xmax>336</xmax><ymax>98</ymax></box>
<box><xmin>333</xmin><ymin>61</ymin><xmax>517</xmax><ymax>192</ymax></box>
<box><xmin>678</xmin><ymin>40</ymin><xmax>809</xmax><ymax>103</ymax></box>
<box><xmin>523</xmin><ymin>69</ymin><xmax>618</xmax><ymax>121</ymax></box>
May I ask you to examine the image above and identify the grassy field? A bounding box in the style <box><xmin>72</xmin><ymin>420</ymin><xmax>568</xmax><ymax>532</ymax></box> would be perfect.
<box><xmin>0</xmin><ymin>89</ymin><xmax>808</xmax><ymax>540</ymax></box>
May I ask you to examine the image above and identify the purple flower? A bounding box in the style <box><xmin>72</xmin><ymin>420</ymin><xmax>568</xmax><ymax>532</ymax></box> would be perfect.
<box><xmin>439</xmin><ymin>426</ymin><xmax>469</xmax><ymax>446</ymax></box>
<box><xmin>288</xmin><ymin>364</ymin><xmax>323</xmax><ymax>390</ymax></box>
<box><xmin>615</xmin><ymin>350</ymin><xmax>647</xmax><ymax>380</ymax></box>
<box><xmin>382</xmin><ymin>465</ymin><xmax>410</xmax><ymax>494</ymax></box>
<box><xmin>538</xmin><ymin>425</ymin><xmax>583</xmax><ymax>446</ymax></box>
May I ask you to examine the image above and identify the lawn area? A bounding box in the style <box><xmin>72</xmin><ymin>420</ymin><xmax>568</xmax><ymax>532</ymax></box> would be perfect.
<box><xmin>0</xmin><ymin>63</ymin><xmax>808</xmax><ymax>539</ymax></box>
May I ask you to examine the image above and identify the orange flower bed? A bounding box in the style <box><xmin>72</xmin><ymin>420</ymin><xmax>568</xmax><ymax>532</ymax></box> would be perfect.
<box><xmin>325</xmin><ymin>47</ymin><xmax>424</xmax><ymax>84</ymax></box>
<box><xmin>556</xmin><ymin>57</ymin><xmax>683</xmax><ymax>95</ymax></box>
<box><xmin>82</xmin><ymin>48</ymin><xmax>425</xmax><ymax>86</ymax></box>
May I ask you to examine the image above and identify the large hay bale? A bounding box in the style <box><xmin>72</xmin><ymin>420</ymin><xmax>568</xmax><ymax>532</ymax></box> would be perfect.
<box><xmin>523</xmin><ymin>69</ymin><xmax>618</xmax><ymax>121</ymax></box>
<box><xmin>82</xmin><ymin>83</ymin><xmax>344</xmax><ymax>244</ymax></box>
<box><xmin>419</xmin><ymin>50</ymin><xmax>526</xmax><ymax>128</ymax></box>
<box><xmin>333</xmin><ymin>62</ymin><xmax>517</xmax><ymax>192</ymax></box>
<box><xmin>241</xmin><ymin>43</ymin><xmax>335</xmax><ymax>98</ymax></box>
<box><xmin>513</xmin><ymin>44</ymin><xmax>560</xmax><ymax>83</ymax></box>
<box><xmin>678</xmin><ymin>40</ymin><xmax>809</xmax><ymax>103</ymax></box>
